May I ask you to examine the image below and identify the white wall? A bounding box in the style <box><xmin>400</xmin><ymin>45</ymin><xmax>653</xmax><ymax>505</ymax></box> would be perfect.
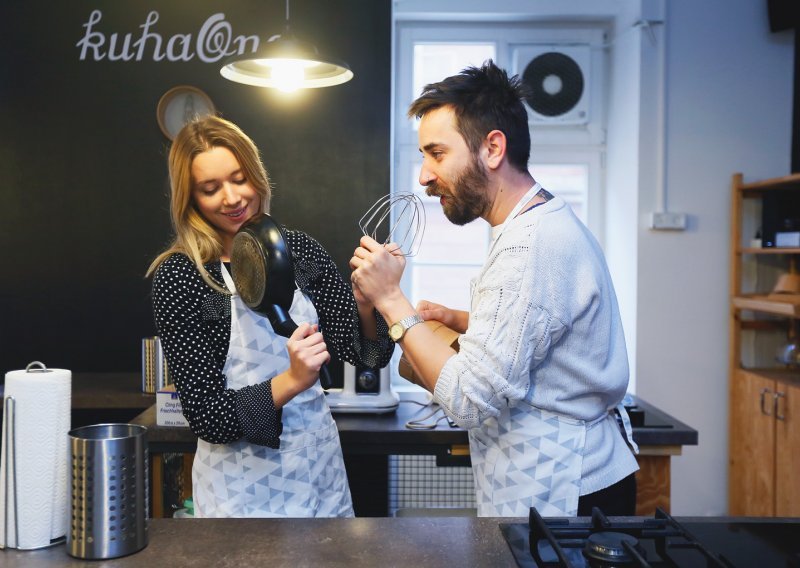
<box><xmin>395</xmin><ymin>0</ymin><xmax>795</xmax><ymax>515</ymax></box>
<box><xmin>635</xmin><ymin>0</ymin><xmax>794</xmax><ymax>515</ymax></box>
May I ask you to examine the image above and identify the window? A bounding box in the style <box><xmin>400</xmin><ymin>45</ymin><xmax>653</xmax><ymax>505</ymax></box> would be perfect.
<box><xmin>392</xmin><ymin>21</ymin><xmax>608</xmax><ymax>385</ymax></box>
<box><xmin>404</xmin><ymin>43</ymin><xmax>496</xmax><ymax>312</ymax></box>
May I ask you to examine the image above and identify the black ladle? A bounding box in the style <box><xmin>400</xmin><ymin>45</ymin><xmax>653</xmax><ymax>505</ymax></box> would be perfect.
<box><xmin>230</xmin><ymin>213</ymin><xmax>332</xmax><ymax>389</ymax></box>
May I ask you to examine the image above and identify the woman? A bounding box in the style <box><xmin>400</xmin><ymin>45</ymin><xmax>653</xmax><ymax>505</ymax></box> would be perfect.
<box><xmin>147</xmin><ymin>116</ymin><xmax>393</xmax><ymax>518</ymax></box>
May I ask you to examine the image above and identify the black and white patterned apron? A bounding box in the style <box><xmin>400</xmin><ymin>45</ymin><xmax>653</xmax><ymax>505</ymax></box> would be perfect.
<box><xmin>191</xmin><ymin>263</ymin><xmax>354</xmax><ymax>518</ymax></box>
<box><xmin>468</xmin><ymin>185</ymin><xmax>638</xmax><ymax>517</ymax></box>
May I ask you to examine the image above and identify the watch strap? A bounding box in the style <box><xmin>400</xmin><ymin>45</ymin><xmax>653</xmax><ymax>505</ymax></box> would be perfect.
<box><xmin>391</xmin><ymin>314</ymin><xmax>424</xmax><ymax>340</ymax></box>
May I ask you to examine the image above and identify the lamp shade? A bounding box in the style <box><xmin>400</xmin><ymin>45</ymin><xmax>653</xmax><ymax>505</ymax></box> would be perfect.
<box><xmin>220</xmin><ymin>33</ymin><xmax>353</xmax><ymax>90</ymax></box>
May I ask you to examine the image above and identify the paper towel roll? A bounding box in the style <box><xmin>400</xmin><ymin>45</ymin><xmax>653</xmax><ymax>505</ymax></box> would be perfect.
<box><xmin>0</xmin><ymin>364</ymin><xmax>71</xmax><ymax>549</ymax></box>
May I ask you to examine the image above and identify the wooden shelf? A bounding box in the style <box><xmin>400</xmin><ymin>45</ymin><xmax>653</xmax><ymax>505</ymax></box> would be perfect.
<box><xmin>739</xmin><ymin>247</ymin><xmax>800</xmax><ymax>255</ymax></box>
<box><xmin>732</xmin><ymin>294</ymin><xmax>800</xmax><ymax>317</ymax></box>
<box><xmin>739</xmin><ymin>319</ymin><xmax>788</xmax><ymax>331</ymax></box>
<box><xmin>736</xmin><ymin>367</ymin><xmax>800</xmax><ymax>385</ymax></box>
<box><xmin>739</xmin><ymin>173</ymin><xmax>800</xmax><ymax>195</ymax></box>
<box><xmin>730</xmin><ymin>173</ymin><xmax>800</xmax><ymax>517</ymax></box>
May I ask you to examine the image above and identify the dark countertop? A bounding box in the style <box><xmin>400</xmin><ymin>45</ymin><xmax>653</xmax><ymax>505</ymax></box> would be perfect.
<box><xmin>132</xmin><ymin>390</ymin><xmax>698</xmax><ymax>454</ymax></box>
<box><xmin>0</xmin><ymin>371</ymin><xmax>696</xmax><ymax>450</ymax></box>
<box><xmin>2</xmin><ymin>516</ymin><xmax>798</xmax><ymax>567</ymax></box>
<box><xmin>0</xmin><ymin>517</ymin><xmax>517</xmax><ymax>567</ymax></box>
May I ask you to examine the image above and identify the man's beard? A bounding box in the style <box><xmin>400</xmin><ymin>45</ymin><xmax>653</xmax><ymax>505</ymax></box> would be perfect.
<box><xmin>426</xmin><ymin>159</ymin><xmax>490</xmax><ymax>226</ymax></box>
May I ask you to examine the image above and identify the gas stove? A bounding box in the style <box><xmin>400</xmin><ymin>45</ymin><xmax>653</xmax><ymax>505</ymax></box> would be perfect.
<box><xmin>500</xmin><ymin>506</ymin><xmax>800</xmax><ymax>567</ymax></box>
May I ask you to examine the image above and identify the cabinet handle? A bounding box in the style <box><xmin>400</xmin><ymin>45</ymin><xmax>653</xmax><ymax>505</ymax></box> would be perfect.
<box><xmin>760</xmin><ymin>388</ymin><xmax>773</xmax><ymax>416</ymax></box>
<box><xmin>774</xmin><ymin>391</ymin><xmax>786</xmax><ymax>421</ymax></box>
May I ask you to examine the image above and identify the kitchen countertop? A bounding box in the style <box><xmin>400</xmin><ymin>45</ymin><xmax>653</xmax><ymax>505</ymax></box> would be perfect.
<box><xmin>131</xmin><ymin>390</ymin><xmax>698</xmax><ymax>453</ymax></box>
<box><xmin>2</xmin><ymin>515</ymin><xmax>798</xmax><ymax>567</ymax></box>
<box><xmin>0</xmin><ymin>372</ymin><xmax>696</xmax><ymax>450</ymax></box>
<box><xmin>1</xmin><ymin>517</ymin><xmax>517</xmax><ymax>567</ymax></box>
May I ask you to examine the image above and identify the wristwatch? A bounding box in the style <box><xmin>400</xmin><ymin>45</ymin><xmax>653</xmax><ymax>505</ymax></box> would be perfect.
<box><xmin>389</xmin><ymin>314</ymin><xmax>424</xmax><ymax>342</ymax></box>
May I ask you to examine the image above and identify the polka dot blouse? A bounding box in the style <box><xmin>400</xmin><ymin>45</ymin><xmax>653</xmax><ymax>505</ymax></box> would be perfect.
<box><xmin>152</xmin><ymin>229</ymin><xmax>394</xmax><ymax>448</ymax></box>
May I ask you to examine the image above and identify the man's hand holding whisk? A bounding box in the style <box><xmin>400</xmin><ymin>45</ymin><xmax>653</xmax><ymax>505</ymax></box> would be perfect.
<box><xmin>351</xmin><ymin>194</ymin><xmax>454</xmax><ymax>390</ymax></box>
<box><xmin>351</xmin><ymin>192</ymin><xmax>425</xmax><ymax>312</ymax></box>
<box><xmin>349</xmin><ymin>236</ymin><xmax>407</xmax><ymax>312</ymax></box>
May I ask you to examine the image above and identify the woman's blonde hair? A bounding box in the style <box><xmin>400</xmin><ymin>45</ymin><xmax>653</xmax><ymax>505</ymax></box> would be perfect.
<box><xmin>146</xmin><ymin>116</ymin><xmax>272</xmax><ymax>292</ymax></box>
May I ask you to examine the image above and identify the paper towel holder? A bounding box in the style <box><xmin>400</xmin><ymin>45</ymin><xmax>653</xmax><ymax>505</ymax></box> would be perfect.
<box><xmin>0</xmin><ymin>361</ymin><xmax>66</xmax><ymax>550</ymax></box>
<box><xmin>24</xmin><ymin>360</ymin><xmax>51</xmax><ymax>373</ymax></box>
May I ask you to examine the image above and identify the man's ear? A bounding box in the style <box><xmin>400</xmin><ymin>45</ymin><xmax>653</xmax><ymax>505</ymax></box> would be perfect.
<box><xmin>484</xmin><ymin>130</ymin><xmax>507</xmax><ymax>170</ymax></box>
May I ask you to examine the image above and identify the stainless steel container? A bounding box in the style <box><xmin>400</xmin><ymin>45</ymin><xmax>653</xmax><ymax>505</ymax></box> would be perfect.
<box><xmin>67</xmin><ymin>424</ymin><xmax>149</xmax><ymax>559</ymax></box>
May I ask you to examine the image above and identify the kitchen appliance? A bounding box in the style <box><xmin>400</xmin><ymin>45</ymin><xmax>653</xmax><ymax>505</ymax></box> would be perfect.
<box><xmin>500</xmin><ymin>506</ymin><xmax>800</xmax><ymax>567</ymax></box>
<box><xmin>67</xmin><ymin>423</ymin><xmax>148</xmax><ymax>560</ymax></box>
<box><xmin>326</xmin><ymin>362</ymin><xmax>398</xmax><ymax>414</ymax></box>
<box><xmin>231</xmin><ymin>213</ymin><xmax>332</xmax><ymax>388</ymax></box>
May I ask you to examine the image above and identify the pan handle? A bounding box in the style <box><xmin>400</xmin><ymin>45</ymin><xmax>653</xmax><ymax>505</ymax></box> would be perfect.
<box><xmin>269</xmin><ymin>304</ymin><xmax>298</xmax><ymax>338</ymax></box>
<box><xmin>268</xmin><ymin>305</ymin><xmax>333</xmax><ymax>390</ymax></box>
<box><xmin>318</xmin><ymin>364</ymin><xmax>333</xmax><ymax>390</ymax></box>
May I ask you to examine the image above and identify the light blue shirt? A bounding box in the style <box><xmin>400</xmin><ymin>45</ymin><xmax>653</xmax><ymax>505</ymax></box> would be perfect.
<box><xmin>434</xmin><ymin>196</ymin><xmax>638</xmax><ymax>495</ymax></box>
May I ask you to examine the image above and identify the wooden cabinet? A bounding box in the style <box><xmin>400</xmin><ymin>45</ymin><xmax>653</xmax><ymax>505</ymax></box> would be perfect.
<box><xmin>729</xmin><ymin>172</ymin><xmax>800</xmax><ymax>516</ymax></box>
<box><xmin>729</xmin><ymin>369</ymin><xmax>800</xmax><ymax>515</ymax></box>
<box><xmin>775</xmin><ymin>378</ymin><xmax>800</xmax><ymax>515</ymax></box>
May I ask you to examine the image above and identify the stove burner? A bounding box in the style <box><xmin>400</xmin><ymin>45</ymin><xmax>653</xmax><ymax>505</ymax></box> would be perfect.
<box><xmin>583</xmin><ymin>532</ymin><xmax>642</xmax><ymax>565</ymax></box>
<box><xmin>524</xmin><ymin>506</ymin><xmax>729</xmax><ymax>567</ymax></box>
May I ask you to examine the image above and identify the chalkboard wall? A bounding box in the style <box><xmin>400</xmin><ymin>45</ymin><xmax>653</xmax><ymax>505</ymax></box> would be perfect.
<box><xmin>0</xmin><ymin>0</ymin><xmax>391</xmax><ymax>374</ymax></box>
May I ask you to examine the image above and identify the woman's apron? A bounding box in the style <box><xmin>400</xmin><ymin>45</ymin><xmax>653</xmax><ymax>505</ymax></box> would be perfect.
<box><xmin>468</xmin><ymin>185</ymin><xmax>638</xmax><ymax>517</ymax></box>
<box><xmin>191</xmin><ymin>263</ymin><xmax>354</xmax><ymax>518</ymax></box>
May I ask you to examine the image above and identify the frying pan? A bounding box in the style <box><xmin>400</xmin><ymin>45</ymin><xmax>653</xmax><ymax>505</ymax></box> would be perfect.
<box><xmin>231</xmin><ymin>213</ymin><xmax>332</xmax><ymax>389</ymax></box>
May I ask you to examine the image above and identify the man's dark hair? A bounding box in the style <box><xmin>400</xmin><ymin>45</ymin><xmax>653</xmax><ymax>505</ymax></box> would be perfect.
<box><xmin>408</xmin><ymin>60</ymin><xmax>531</xmax><ymax>173</ymax></box>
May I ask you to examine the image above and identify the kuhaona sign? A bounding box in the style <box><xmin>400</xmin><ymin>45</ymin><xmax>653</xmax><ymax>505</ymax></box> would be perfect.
<box><xmin>76</xmin><ymin>10</ymin><xmax>259</xmax><ymax>63</ymax></box>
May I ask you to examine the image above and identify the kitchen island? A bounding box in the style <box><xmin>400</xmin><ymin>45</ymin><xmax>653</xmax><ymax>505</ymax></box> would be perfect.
<box><xmin>131</xmin><ymin>390</ymin><xmax>697</xmax><ymax>517</ymax></box>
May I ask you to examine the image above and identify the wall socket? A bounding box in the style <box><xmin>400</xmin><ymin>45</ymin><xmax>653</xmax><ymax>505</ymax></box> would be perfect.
<box><xmin>649</xmin><ymin>211</ymin><xmax>687</xmax><ymax>231</ymax></box>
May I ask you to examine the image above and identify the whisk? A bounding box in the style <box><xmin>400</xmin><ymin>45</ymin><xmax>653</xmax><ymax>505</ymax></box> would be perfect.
<box><xmin>359</xmin><ymin>193</ymin><xmax>426</xmax><ymax>256</ymax></box>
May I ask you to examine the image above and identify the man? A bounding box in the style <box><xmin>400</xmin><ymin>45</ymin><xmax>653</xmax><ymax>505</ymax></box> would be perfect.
<box><xmin>350</xmin><ymin>60</ymin><xmax>639</xmax><ymax>517</ymax></box>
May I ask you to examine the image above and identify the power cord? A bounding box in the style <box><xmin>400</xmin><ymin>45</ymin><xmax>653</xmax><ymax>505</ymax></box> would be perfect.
<box><xmin>402</xmin><ymin>399</ymin><xmax>456</xmax><ymax>430</ymax></box>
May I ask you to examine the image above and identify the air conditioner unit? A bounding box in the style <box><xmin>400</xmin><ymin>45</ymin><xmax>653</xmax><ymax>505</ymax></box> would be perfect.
<box><xmin>513</xmin><ymin>44</ymin><xmax>592</xmax><ymax>126</ymax></box>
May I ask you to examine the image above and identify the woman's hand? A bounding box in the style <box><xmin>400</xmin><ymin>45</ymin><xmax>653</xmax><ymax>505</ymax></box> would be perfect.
<box><xmin>284</xmin><ymin>323</ymin><xmax>330</xmax><ymax>393</ymax></box>
<box><xmin>416</xmin><ymin>300</ymin><xmax>469</xmax><ymax>334</ymax></box>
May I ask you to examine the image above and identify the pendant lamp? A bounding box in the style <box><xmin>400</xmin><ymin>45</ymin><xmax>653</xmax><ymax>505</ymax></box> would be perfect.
<box><xmin>220</xmin><ymin>0</ymin><xmax>353</xmax><ymax>91</ymax></box>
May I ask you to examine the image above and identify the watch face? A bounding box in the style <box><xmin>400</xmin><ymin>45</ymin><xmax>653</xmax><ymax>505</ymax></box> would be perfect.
<box><xmin>389</xmin><ymin>323</ymin><xmax>403</xmax><ymax>341</ymax></box>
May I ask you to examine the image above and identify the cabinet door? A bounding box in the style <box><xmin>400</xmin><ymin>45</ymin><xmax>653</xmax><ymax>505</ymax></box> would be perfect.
<box><xmin>730</xmin><ymin>369</ymin><xmax>776</xmax><ymax>516</ymax></box>
<box><xmin>775</xmin><ymin>380</ymin><xmax>800</xmax><ymax>516</ymax></box>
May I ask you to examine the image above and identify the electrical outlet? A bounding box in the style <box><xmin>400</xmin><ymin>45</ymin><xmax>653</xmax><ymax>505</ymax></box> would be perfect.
<box><xmin>650</xmin><ymin>212</ymin><xmax>687</xmax><ymax>231</ymax></box>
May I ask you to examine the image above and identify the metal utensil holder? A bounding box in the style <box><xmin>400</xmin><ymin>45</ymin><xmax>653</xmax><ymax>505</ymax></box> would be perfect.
<box><xmin>67</xmin><ymin>423</ymin><xmax>149</xmax><ymax>559</ymax></box>
<box><xmin>0</xmin><ymin>361</ymin><xmax>66</xmax><ymax>550</ymax></box>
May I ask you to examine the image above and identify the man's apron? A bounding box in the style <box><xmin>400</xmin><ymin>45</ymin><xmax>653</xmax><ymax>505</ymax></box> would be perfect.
<box><xmin>191</xmin><ymin>263</ymin><xmax>354</xmax><ymax>518</ymax></box>
<box><xmin>469</xmin><ymin>403</ymin><xmax>589</xmax><ymax>517</ymax></box>
<box><xmin>468</xmin><ymin>185</ymin><xmax>637</xmax><ymax>517</ymax></box>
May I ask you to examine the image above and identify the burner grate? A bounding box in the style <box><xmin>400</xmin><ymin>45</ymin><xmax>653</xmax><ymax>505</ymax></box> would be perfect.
<box><xmin>527</xmin><ymin>507</ymin><xmax>734</xmax><ymax>567</ymax></box>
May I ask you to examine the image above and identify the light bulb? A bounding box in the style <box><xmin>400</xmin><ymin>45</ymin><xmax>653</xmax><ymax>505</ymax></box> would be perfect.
<box><xmin>271</xmin><ymin>60</ymin><xmax>305</xmax><ymax>92</ymax></box>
